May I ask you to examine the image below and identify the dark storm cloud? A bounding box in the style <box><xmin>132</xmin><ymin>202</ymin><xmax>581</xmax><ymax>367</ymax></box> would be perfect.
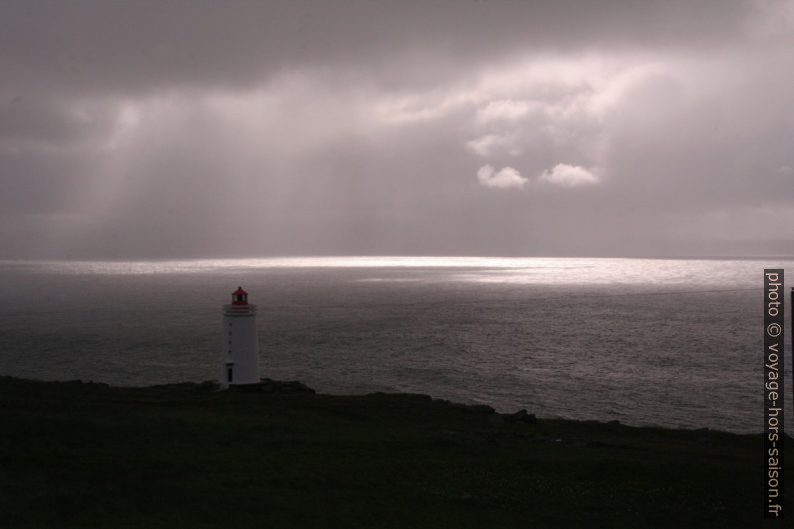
<box><xmin>0</xmin><ymin>0</ymin><xmax>792</xmax><ymax>258</ymax></box>
<box><xmin>0</xmin><ymin>0</ymin><xmax>758</xmax><ymax>96</ymax></box>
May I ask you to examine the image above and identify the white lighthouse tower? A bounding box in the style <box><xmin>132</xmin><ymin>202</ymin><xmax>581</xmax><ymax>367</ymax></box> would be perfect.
<box><xmin>221</xmin><ymin>286</ymin><xmax>260</xmax><ymax>387</ymax></box>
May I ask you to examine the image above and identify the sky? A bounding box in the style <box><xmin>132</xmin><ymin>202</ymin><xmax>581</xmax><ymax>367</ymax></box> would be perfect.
<box><xmin>1</xmin><ymin>0</ymin><xmax>793</xmax><ymax>259</ymax></box>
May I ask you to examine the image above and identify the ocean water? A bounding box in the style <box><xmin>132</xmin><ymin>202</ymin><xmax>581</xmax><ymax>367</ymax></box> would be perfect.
<box><xmin>0</xmin><ymin>256</ymin><xmax>791</xmax><ymax>434</ymax></box>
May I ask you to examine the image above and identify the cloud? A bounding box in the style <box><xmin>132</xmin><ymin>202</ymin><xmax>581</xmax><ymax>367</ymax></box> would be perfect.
<box><xmin>477</xmin><ymin>165</ymin><xmax>528</xmax><ymax>189</ymax></box>
<box><xmin>466</xmin><ymin>134</ymin><xmax>523</xmax><ymax>157</ymax></box>
<box><xmin>476</xmin><ymin>99</ymin><xmax>537</xmax><ymax>123</ymax></box>
<box><xmin>0</xmin><ymin>1</ymin><xmax>792</xmax><ymax>258</ymax></box>
<box><xmin>376</xmin><ymin>91</ymin><xmax>477</xmax><ymax>124</ymax></box>
<box><xmin>476</xmin><ymin>162</ymin><xmax>598</xmax><ymax>190</ymax></box>
<box><xmin>0</xmin><ymin>1</ymin><xmax>759</xmax><ymax>99</ymax></box>
<box><xmin>539</xmin><ymin>164</ymin><xmax>599</xmax><ymax>187</ymax></box>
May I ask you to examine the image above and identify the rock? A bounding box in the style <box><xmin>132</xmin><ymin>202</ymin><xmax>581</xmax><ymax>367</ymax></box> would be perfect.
<box><xmin>371</xmin><ymin>392</ymin><xmax>433</xmax><ymax>402</ymax></box>
<box><xmin>451</xmin><ymin>403</ymin><xmax>496</xmax><ymax>415</ymax></box>
<box><xmin>406</xmin><ymin>393</ymin><xmax>433</xmax><ymax>402</ymax></box>
<box><xmin>61</xmin><ymin>379</ymin><xmax>107</xmax><ymax>387</ymax></box>
<box><xmin>258</xmin><ymin>378</ymin><xmax>316</xmax><ymax>394</ymax></box>
<box><xmin>468</xmin><ymin>404</ymin><xmax>496</xmax><ymax>415</ymax></box>
<box><xmin>506</xmin><ymin>409</ymin><xmax>537</xmax><ymax>424</ymax></box>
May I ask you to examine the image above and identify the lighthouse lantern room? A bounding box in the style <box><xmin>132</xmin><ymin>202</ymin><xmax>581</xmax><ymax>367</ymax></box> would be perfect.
<box><xmin>221</xmin><ymin>286</ymin><xmax>260</xmax><ymax>387</ymax></box>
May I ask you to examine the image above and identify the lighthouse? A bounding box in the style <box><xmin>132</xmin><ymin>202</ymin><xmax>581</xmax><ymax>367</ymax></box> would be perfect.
<box><xmin>221</xmin><ymin>286</ymin><xmax>260</xmax><ymax>387</ymax></box>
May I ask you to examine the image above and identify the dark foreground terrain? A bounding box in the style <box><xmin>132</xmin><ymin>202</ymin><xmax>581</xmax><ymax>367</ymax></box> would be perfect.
<box><xmin>0</xmin><ymin>376</ymin><xmax>790</xmax><ymax>528</ymax></box>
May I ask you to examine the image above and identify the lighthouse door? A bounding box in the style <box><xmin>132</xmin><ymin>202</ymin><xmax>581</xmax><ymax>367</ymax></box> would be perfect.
<box><xmin>226</xmin><ymin>363</ymin><xmax>233</xmax><ymax>383</ymax></box>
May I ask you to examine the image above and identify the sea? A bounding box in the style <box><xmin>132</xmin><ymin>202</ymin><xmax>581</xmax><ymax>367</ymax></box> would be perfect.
<box><xmin>0</xmin><ymin>256</ymin><xmax>791</xmax><ymax>434</ymax></box>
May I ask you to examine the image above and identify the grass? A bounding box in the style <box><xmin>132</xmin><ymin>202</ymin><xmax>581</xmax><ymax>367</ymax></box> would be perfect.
<box><xmin>0</xmin><ymin>376</ymin><xmax>789</xmax><ymax>528</ymax></box>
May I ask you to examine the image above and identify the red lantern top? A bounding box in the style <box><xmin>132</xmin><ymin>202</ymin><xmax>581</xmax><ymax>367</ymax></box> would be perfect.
<box><xmin>231</xmin><ymin>286</ymin><xmax>248</xmax><ymax>305</ymax></box>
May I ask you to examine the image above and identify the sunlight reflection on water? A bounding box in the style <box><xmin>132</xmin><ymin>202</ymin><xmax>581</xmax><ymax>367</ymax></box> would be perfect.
<box><xmin>3</xmin><ymin>256</ymin><xmax>774</xmax><ymax>288</ymax></box>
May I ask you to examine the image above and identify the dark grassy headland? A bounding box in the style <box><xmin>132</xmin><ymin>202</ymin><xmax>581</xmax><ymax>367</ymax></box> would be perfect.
<box><xmin>1</xmin><ymin>376</ymin><xmax>790</xmax><ymax>528</ymax></box>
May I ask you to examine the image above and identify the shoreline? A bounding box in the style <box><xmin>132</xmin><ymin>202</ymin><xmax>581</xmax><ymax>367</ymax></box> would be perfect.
<box><xmin>4</xmin><ymin>374</ymin><xmax>780</xmax><ymax>436</ymax></box>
